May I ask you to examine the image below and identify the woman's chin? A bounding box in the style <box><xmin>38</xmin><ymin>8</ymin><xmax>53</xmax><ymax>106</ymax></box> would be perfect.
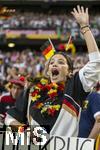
<box><xmin>51</xmin><ymin>77</ymin><xmax>62</xmax><ymax>83</ymax></box>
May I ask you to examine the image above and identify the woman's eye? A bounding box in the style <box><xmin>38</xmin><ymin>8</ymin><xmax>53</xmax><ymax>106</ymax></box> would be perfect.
<box><xmin>50</xmin><ymin>61</ymin><xmax>54</xmax><ymax>65</ymax></box>
<box><xmin>58</xmin><ymin>61</ymin><xmax>65</xmax><ymax>64</ymax></box>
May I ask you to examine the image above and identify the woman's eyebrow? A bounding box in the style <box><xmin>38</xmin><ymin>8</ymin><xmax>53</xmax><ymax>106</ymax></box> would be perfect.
<box><xmin>50</xmin><ymin>58</ymin><xmax>65</xmax><ymax>62</ymax></box>
<box><xmin>58</xmin><ymin>59</ymin><xmax>65</xmax><ymax>62</ymax></box>
<box><xmin>58</xmin><ymin>59</ymin><xmax>64</xmax><ymax>61</ymax></box>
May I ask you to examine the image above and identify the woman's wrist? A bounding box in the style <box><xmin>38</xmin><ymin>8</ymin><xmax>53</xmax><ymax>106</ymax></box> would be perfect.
<box><xmin>80</xmin><ymin>25</ymin><xmax>90</xmax><ymax>35</ymax></box>
<box><xmin>80</xmin><ymin>24</ymin><xmax>90</xmax><ymax>29</ymax></box>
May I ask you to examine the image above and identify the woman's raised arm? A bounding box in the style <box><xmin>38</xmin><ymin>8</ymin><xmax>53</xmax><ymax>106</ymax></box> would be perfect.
<box><xmin>71</xmin><ymin>5</ymin><xmax>100</xmax><ymax>92</ymax></box>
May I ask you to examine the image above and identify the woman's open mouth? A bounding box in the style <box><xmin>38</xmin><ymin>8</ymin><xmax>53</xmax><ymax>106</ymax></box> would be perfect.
<box><xmin>51</xmin><ymin>68</ymin><xmax>59</xmax><ymax>78</ymax></box>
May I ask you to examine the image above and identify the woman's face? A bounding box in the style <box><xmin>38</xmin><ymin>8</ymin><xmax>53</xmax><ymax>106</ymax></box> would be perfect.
<box><xmin>48</xmin><ymin>54</ymin><xmax>69</xmax><ymax>83</ymax></box>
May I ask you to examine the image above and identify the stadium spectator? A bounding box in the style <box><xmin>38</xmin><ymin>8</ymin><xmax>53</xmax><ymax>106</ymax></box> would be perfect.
<box><xmin>0</xmin><ymin>76</ymin><xmax>25</xmax><ymax>125</ymax></box>
<box><xmin>78</xmin><ymin>82</ymin><xmax>100</xmax><ymax>139</ymax></box>
<box><xmin>0</xmin><ymin>54</ymin><xmax>6</xmax><ymax>81</ymax></box>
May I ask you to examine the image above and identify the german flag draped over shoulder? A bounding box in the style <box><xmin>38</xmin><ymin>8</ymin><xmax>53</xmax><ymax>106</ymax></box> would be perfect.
<box><xmin>40</xmin><ymin>40</ymin><xmax>55</xmax><ymax>60</ymax></box>
<box><xmin>62</xmin><ymin>94</ymin><xmax>80</xmax><ymax>118</ymax></box>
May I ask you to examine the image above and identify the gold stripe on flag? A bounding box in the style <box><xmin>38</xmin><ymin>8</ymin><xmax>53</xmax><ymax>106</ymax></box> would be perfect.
<box><xmin>45</xmin><ymin>48</ymin><xmax>55</xmax><ymax>60</ymax></box>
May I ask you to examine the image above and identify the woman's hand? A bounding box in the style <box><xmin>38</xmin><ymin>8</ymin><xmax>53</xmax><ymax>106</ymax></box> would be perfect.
<box><xmin>71</xmin><ymin>5</ymin><xmax>89</xmax><ymax>27</ymax></box>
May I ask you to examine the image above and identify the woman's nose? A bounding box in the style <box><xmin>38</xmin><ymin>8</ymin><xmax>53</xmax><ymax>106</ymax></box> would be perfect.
<box><xmin>53</xmin><ymin>62</ymin><xmax>58</xmax><ymax>67</ymax></box>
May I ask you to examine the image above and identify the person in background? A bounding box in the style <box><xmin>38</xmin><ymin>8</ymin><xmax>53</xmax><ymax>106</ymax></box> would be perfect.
<box><xmin>0</xmin><ymin>76</ymin><xmax>25</xmax><ymax>125</ymax></box>
<box><xmin>78</xmin><ymin>82</ymin><xmax>100</xmax><ymax>139</ymax></box>
<box><xmin>0</xmin><ymin>54</ymin><xmax>6</xmax><ymax>81</ymax></box>
<box><xmin>6</xmin><ymin>66</ymin><xmax>19</xmax><ymax>81</ymax></box>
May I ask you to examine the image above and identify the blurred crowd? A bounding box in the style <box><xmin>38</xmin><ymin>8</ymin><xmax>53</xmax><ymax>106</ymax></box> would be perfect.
<box><xmin>0</xmin><ymin>11</ymin><xmax>100</xmax><ymax>39</ymax></box>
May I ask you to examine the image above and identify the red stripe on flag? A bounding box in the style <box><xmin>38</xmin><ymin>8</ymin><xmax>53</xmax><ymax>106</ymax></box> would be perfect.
<box><xmin>42</xmin><ymin>45</ymin><xmax>52</xmax><ymax>55</ymax></box>
<box><xmin>63</xmin><ymin>99</ymin><xmax>79</xmax><ymax>116</ymax></box>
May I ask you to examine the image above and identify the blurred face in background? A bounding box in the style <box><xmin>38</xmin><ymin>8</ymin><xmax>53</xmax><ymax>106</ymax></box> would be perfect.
<box><xmin>96</xmin><ymin>82</ymin><xmax>100</xmax><ymax>94</ymax></box>
<box><xmin>0</xmin><ymin>58</ymin><xmax>3</xmax><ymax>65</ymax></box>
<box><xmin>11</xmin><ymin>67</ymin><xmax>18</xmax><ymax>75</ymax></box>
<box><xmin>11</xmin><ymin>84</ymin><xmax>23</xmax><ymax>99</ymax></box>
<box><xmin>47</xmin><ymin>54</ymin><xmax>69</xmax><ymax>83</ymax></box>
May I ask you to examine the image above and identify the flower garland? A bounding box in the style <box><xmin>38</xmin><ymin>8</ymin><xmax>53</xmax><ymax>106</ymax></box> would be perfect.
<box><xmin>30</xmin><ymin>78</ymin><xmax>64</xmax><ymax>117</ymax></box>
